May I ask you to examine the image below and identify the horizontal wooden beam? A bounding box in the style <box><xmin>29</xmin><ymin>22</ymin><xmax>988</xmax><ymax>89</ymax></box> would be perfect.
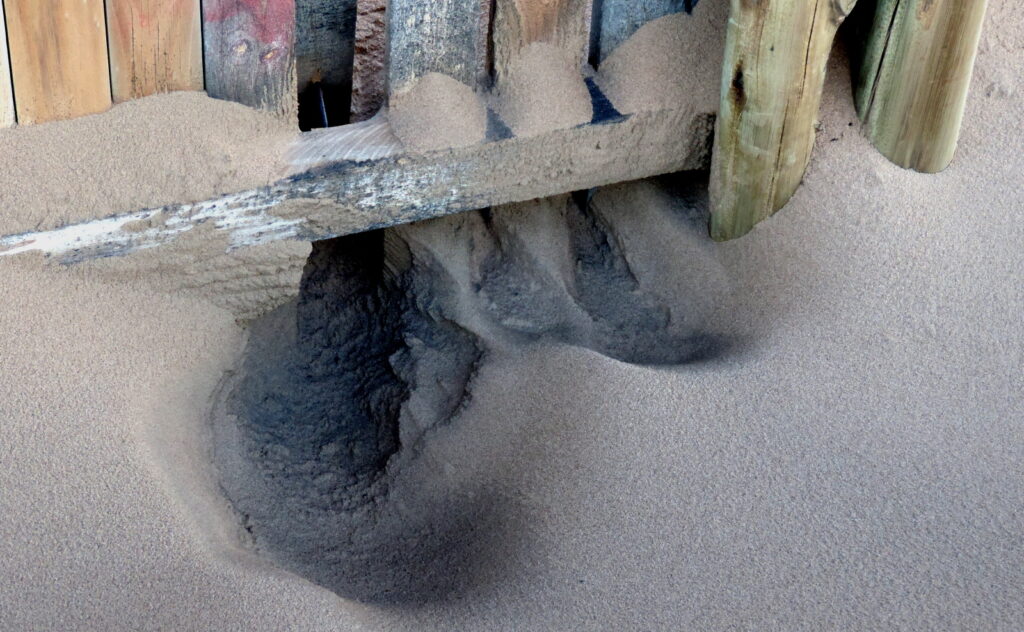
<box><xmin>0</xmin><ymin>94</ymin><xmax>714</xmax><ymax>264</ymax></box>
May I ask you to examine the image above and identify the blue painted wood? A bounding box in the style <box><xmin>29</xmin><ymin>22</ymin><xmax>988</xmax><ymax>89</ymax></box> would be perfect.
<box><xmin>594</xmin><ymin>0</ymin><xmax>698</xmax><ymax>63</ymax></box>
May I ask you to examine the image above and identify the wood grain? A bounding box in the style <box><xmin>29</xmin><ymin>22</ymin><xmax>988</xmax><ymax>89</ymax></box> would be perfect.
<box><xmin>709</xmin><ymin>0</ymin><xmax>857</xmax><ymax>241</ymax></box>
<box><xmin>0</xmin><ymin>1</ymin><xmax>15</xmax><ymax>127</ymax></box>
<box><xmin>5</xmin><ymin>0</ymin><xmax>112</xmax><ymax>124</ymax></box>
<box><xmin>493</xmin><ymin>0</ymin><xmax>592</xmax><ymax>82</ymax></box>
<box><xmin>387</xmin><ymin>0</ymin><xmax>492</xmax><ymax>95</ymax></box>
<box><xmin>203</xmin><ymin>0</ymin><xmax>298</xmax><ymax>122</ymax></box>
<box><xmin>106</xmin><ymin>0</ymin><xmax>203</xmax><ymax>101</ymax></box>
<box><xmin>0</xmin><ymin>105</ymin><xmax>716</xmax><ymax>264</ymax></box>
<box><xmin>350</xmin><ymin>0</ymin><xmax>387</xmax><ymax>121</ymax></box>
<box><xmin>854</xmin><ymin>0</ymin><xmax>988</xmax><ymax>172</ymax></box>
<box><xmin>594</xmin><ymin>0</ymin><xmax>697</xmax><ymax>63</ymax></box>
<box><xmin>106</xmin><ymin>0</ymin><xmax>204</xmax><ymax>102</ymax></box>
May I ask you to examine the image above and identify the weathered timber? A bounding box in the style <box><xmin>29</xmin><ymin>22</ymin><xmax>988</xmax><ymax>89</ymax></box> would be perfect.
<box><xmin>203</xmin><ymin>0</ymin><xmax>298</xmax><ymax>121</ymax></box>
<box><xmin>5</xmin><ymin>0</ymin><xmax>111</xmax><ymax>124</ymax></box>
<box><xmin>106</xmin><ymin>0</ymin><xmax>204</xmax><ymax>102</ymax></box>
<box><xmin>295</xmin><ymin>0</ymin><xmax>358</xmax><ymax>121</ymax></box>
<box><xmin>387</xmin><ymin>0</ymin><xmax>492</xmax><ymax>95</ymax></box>
<box><xmin>493</xmin><ymin>0</ymin><xmax>593</xmax><ymax>82</ymax></box>
<box><xmin>351</xmin><ymin>0</ymin><xmax>388</xmax><ymax>121</ymax></box>
<box><xmin>709</xmin><ymin>0</ymin><xmax>858</xmax><ymax>241</ymax></box>
<box><xmin>0</xmin><ymin>2</ymin><xmax>15</xmax><ymax>127</ymax></box>
<box><xmin>854</xmin><ymin>0</ymin><xmax>988</xmax><ymax>173</ymax></box>
<box><xmin>0</xmin><ymin>105</ymin><xmax>714</xmax><ymax>263</ymax></box>
<box><xmin>594</xmin><ymin>0</ymin><xmax>697</xmax><ymax>63</ymax></box>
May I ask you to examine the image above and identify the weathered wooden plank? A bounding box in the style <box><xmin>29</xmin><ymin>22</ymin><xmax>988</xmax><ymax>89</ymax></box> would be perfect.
<box><xmin>0</xmin><ymin>1</ymin><xmax>15</xmax><ymax>127</ymax></box>
<box><xmin>0</xmin><ymin>104</ymin><xmax>715</xmax><ymax>263</ymax></box>
<box><xmin>106</xmin><ymin>0</ymin><xmax>204</xmax><ymax>102</ymax></box>
<box><xmin>5</xmin><ymin>0</ymin><xmax>111</xmax><ymax>124</ymax></box>
<box><xmin>854</xmin><ymin>0</ymin><xmax>988</xmax><ymax>173</ymax></box>
<box><xmin>386</xmin><ymin>0</ymin><xmax>492</xmax><ymax>95</ymax></box>
<box><xmin>594</xmin><ymin>0</ymin><xmax>697</xmax><ymax>63</ymax></box>
<box><xmin>203</xmin><ymin>0</ymin><xmax>298</xmax><ymax>121</ymax></box>
<box><xmin>295</xmin><ymin>0</ymin><xmax>357</xmax><ymax>123</ymax></box>
<box><xmin>351</xmin><ymin>0</ymin><xmax>387</xmax><ymax>121</ymax></box>
<box><xmin>493</xmin><ymin>0</ymin><xmax>592</xmax><ymax>82</ymax></box>
<box><xmin>708</xmin><ymin>0</ymin><xmax>857</xmax><ymax>241</ymax></box>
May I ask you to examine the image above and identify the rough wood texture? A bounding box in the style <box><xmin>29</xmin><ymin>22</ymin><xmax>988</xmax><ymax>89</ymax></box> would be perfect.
<box><xmin>0</xmin><ymin>105</ymin><xmax>715</xmax><ymax>263</ymax></box>
<box><xmin>106</xmin><ymin>0</ymin><xmax>204</xmax><ymax>102</ymax></box>
<box><xmin>5</xmin><ymin>0</ymin><xmax>112</xmax><ymax>125</ymax></box>
<box><xmin>295</xmin><ymin>0</ymin><xmax>357</xmax><ymax>95</ymax></box>
<box><xmin>387</xmin><ymin>0</ymin><xmax>492</xmax><ymax>95</ymax></box>
<box><xmin>594</xmin><ymin>0</ymin><xmax>697</xmax><ymax>62</ymax></box>
<box><xmin>0</xmin><ymin>2</ymin><xmax>15</xmax><ymax>127</ymax></box>
<box><xmin>709</xmin><ymin>0</ymin><xmax>857</xmax><ymax>241</ymax></box>
<box><xmin>351</xmin><ymin>0</ymin><xmax>387</xmax><ymax>121</ymax></box>
<box><xmin>493</xmin><ymin>0</ymin><xmax>592</xmax><ymax>82</ymax></box>
<box><xmin>203</xmin><ymin>0</ymin><xmax>298</xmax><ymax>121</ymax></box>
<box><xmin>854</xmin><ymin>0</ymin><xmax>988</xmax><ymax>173</ymax></box>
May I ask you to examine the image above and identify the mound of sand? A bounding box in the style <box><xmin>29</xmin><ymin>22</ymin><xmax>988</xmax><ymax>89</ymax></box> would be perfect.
<box><xmin>388</xmin><ymin>73</ymin><xmax>488</xmax><ymax>152</ymax></box>
<box><xmin>1</xmin><ymin>0</ymin><xmax>1023</xmax><ymax>629</ymax></box>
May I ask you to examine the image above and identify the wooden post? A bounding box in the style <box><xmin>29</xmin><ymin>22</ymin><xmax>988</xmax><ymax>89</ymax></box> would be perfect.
<box><xmin>594</xmin><ymin>0</ymin><xmax>696</xmax><ymax>63</ymax></box>
<box><xmin>4</xmin><ymin>0</ymin><xmax>112</xmax><ymax>125</ymax></box>
<box><xmin>854</xmin><ymin>0</ymin><xmax>988</xmax><ymax>173</ymax></box>
<box><xmin>493</xmin><ymin>0</ymin><xmax>592</xmax><ymax>83</ymax></box>
<box><xmin>0</xmin><ymin>1</ymin><xmax>15</xmax><ymax>127</ymax></box>
<box><xmin>106</xmin><ymin>0</ymin><xmax>204</xmax><ymax>102</ymax></box>
<box><xmin>203</xmin><ymin>0</ymin><xmax>298</xmax><ymax>122</ymax></box>
<box><xmin>351</xmin><ymin>0</ymin><xmax>387</xmax><ymax>121</ymax></box>
<box><xmin>709</xmin><ymin>0</ymin><xmax>858</xmax><ymax>241</ymax></box>
<box><xmin>386</xmin><ymin>0</ymin><xmax>492</xmax><ymax>96</ymax></box>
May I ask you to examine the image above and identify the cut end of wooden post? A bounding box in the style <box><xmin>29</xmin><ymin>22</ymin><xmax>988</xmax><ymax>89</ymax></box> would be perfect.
<box><xmin>854</xmin><ymin>0</ymin><xmax>989</xmax><ymax>173</ymax></box>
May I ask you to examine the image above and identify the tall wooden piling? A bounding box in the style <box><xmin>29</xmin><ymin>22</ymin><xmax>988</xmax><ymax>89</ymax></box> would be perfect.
<box><xmin>854</xmin><ymin>0</ymin><xmax>989</xmax><ymax>173</ymax></box>
<box><xmin>709</xmin><ymin>0</ymin><xmax>858</xmax><ymax>241</ymax></box>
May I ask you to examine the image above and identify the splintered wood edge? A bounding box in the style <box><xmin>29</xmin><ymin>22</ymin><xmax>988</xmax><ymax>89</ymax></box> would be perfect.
<box><xmin>0</xmin><ymin>95</ymin><xmax>714</xmax><ymax>263</ymax></box>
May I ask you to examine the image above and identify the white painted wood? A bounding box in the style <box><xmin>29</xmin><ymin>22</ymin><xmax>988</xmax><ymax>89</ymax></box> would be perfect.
<box><xmin>0</xmin><ymin>1</ymin><xmax>14</xmax><ymax>127</ymax></box>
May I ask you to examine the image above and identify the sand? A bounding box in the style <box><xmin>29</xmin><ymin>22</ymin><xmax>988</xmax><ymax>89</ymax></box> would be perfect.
<box><xmin>0</xmin><ymin>91</ymin><xmax>295</xmax><ymax>236</ymax></box>
<box><xmin>494</xmin><ymin>42</ymin><xmax>593</xmax><ymax>137</ymax></box>
<box><xmin>596</xmin><ymin>9</ymin><xmax>726</xmax><ymax>115</ymax></box>
<box><xmin>389</xmin><ymin>73</ymin><xmax>488</xmax><ymax>152</ymax></box>
<box><xmin>1</xmin><ymin>0</ymin><xmax>1023</xmax><ymax>629</ymax></box>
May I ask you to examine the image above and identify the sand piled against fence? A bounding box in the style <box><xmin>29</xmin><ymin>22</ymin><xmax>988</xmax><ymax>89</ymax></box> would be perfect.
<box><xmin>389</xmin><ymin>72</ymin><xmax>488</xmax><ymax>152</ymax></box>
<box><xmin>596</xmin><ymin>8</ymin><xmax>725</xmax><ymax>114</ymax></box>
<box><xmin>1</xmin><ymin>0</ymin><xmax>1023</xmax><ymax>629</ymax></box>
<box><xmin>494</xmin><ymin>42</ymin><xmax>593</xmax><ymax>136</ymax></box>
<box><xmin>0</xmin><ymin>91</ymin><xmax>295</xmax><ymax>236</ymax></box>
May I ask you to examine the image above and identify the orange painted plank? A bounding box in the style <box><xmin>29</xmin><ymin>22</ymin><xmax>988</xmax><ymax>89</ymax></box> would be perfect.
<box><xmin>0</xmin><ymin>1</ymin><xmax>15</xmax><ymax>127</ymax></box>
<box><xmin>5</xmin><ymin>0</ymin><xmax>111</xmax><ymax>124</ymax></box>
<box><xmin>106</xmin><ymin>0</ymin><xmax>204</xmax><ymax>102</ymax></box>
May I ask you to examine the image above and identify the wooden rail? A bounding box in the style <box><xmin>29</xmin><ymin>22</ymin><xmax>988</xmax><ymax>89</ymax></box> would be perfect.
<box><xmin>0</xmin><ymin>0</ymin><xmax>992</xmax><ymax>262</ymax></box>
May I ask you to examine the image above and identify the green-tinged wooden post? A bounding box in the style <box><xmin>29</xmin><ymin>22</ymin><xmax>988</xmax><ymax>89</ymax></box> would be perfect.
<box><xmin>709</xmin><ymin>0</ymin><xmax>858</xmax><ymax>241</ymax></box>
<box><xmin>854</xmin><ymin>0</ymin><xmax>989</xmax><ymax>173</ymax></box>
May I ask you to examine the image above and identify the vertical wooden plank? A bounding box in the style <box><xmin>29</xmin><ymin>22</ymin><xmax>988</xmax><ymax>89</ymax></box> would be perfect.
<box><xmin>5</xmin><ymin>0</ymin><xmax>111</xmax><ymax>125</ymax></box>
<box><xmin>350</xmin><ymin>0</ymin><xmax>387</xmax><ymax>121</ymax></box>
<box><xmin>295</xmin><ymin>0</ymin><xmax>357</xmax><ymax>124</ymax></box>
<box><xmin>386</xmin><ymin>0</ymin><xmax>492</xmax><ymax>96</ymax></box>
<box><xmin>106</xmin><ymin>0</ymin><xmax>203</xmax><ymax>102</ymax></box>
<box><xmin>0</xmin><ymin>0</ymin><xmax>15</xmax><ymax>127</ymax></box>
<box><xmin>203</xmin><ymin>0</ymin><xmax>298</xmax><ymax>122</ymax></box>
<box><xmin>493</xmin><ymin>0</ymin><xmax>592</xmax><ymax>82</ymax></box>
<box><xmin>709</xmin><ymin>0</ymin><xmax>858</xmax><ymax>241</ymax></box>
<box><xmin>854</xmin><ymin>0</ymin><xmax>988</xmax><ymax>173</ymax></box>
<box><xmin>594</xmin><ymin>0</ymin><xmax>697</xmax><ymax>63</ymax></box>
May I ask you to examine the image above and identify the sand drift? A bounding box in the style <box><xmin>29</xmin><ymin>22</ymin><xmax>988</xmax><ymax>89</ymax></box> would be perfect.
<box><xmin>210</xmin><ymin>176</ymin><xmax>733</xmax><ymax>602</ymax></box>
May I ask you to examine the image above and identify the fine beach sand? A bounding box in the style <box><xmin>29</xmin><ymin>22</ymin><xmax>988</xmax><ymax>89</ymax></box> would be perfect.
<box><xmin>1</xmin><ymin>0</ymin><xmax>1022</xmax><ymax>629</ymax></box>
